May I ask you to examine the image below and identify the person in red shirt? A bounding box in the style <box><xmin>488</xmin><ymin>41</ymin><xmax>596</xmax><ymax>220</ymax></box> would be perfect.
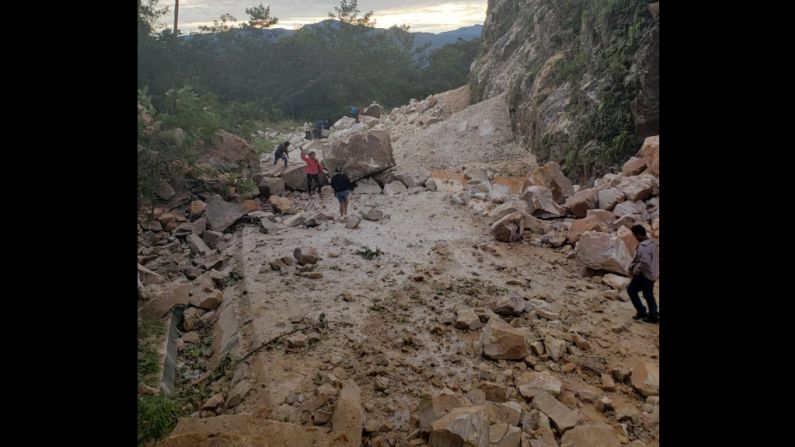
<box><xmin>300</xmin><ymin>148</ymin><xmax>324</xmax><ymax>196</ymax></box>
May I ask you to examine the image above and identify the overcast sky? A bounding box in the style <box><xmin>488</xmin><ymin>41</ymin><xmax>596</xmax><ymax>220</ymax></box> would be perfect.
<box><xmin>158</xmin><ymin>1</ymin><xmax>487</xmax><ymax>34</ymax></box>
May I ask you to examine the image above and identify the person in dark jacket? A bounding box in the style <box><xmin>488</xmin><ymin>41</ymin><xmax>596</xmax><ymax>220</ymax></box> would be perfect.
<box><xmin>273</xmin><ymin>141</ymin><xmax>290</xmax><ymax>167</ymax></box>
<box><xmin>627</xmin><ymin>225</ymin><xmax>660</xmax><ymax>323</ymax></box>
<box><xmin>314</xmin><ymin>120</ymin><xmax>323</xmax><ymax>139</ymax></box>
<box><xmin>330</xmin><ymin>167</ymin><xmax>353</xmax><ymax>217</ymax></box>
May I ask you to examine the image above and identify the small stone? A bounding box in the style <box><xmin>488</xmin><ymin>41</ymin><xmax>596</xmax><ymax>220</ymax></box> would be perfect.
<box><xmin>286</xmin><ymin>333</ymin><xmax>308</xmax><ymax>348</ymax></box>
<box><xmin>201</xmin><ymin>393</ymin><xmax>225</xmax><ymax>410</ymax></box>
<box><xmin>293</xmin><ymin>246</ymin><xmax>319</xmax><ymax>265</ymax></box>
<box><xmin>576</xmin><ymin>388</ymin><xmax>598</xmax><ymax>403</ymax></box>
<box><xmin>631</xmin><ymin>361</ymin><xmax>659</xmax><ymax>397</ymax></box>
<box><xmin>374</xmin><ymin>376</ymin><xmax>390</xmax><ymax>391</ymax></box>
<box><xmin>138</xmin><ymin>382</ymin><xmax>158</xmax><ymax>395</ymax></box>
<box><xmin>182</xmin><ymin>332</ymin><xmax>200</xmax><ymax>344</ymax></box>
<box><xmin>365</xmin><ymin>419</ymin><xmax>382</xmax><ymax>433</ymax></box>
<box><xmin>601</xmin><ymin>373</ymin><xmax>616</xmax><ymax>392</ymax></box>
<box><xmin>225</xmin><ymin>380</ymin><xmax>252</xmax><ymax>409</ymax></box>
<box><xmin>313</xmin><ymin>409</ymin><xmax>333</xmax><ymax>425</ymax></box>
<box><xmin>595</xmin><ymin>396</ymin><xmax>613</xmax><ymax>413</ymax></box>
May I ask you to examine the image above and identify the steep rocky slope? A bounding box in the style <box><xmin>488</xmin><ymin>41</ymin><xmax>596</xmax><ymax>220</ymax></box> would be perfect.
<box><xmin>470</xmin><ymin>0</ymin><xmax>659</xmax><ymax>183</ymax></box>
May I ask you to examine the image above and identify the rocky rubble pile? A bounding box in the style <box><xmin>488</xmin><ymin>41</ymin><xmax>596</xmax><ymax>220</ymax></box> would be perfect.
<box><xmin>456</xmin><ymin>136</ymin><xmax>660</xmax><ymax>280</ymax></box>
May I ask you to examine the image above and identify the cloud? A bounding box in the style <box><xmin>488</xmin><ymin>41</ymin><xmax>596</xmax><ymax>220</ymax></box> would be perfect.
<box><xmin>166</xmin><ymin>0</ymin><xmax>486</xmax><ymax>33</ymax></box>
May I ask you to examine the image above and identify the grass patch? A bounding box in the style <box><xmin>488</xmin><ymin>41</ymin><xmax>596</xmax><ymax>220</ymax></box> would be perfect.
<box><xmin>218</xmin><ymin>270</ymin><xmax>244</xmax><ymax>288</ymax></box>
<box><xmin>356</xmin><ymin>247</ymin><xmax>382</xmax><ymax>260</ymax></box>
<box><xmin>138</xmin><ymin>394</ymin><xmax>181</xmax><ymax>444</ymax></box>
<box><xmin>138</xmin><ymin>314</ymin><xmax>166</xmax><ymax>386</ymax></box>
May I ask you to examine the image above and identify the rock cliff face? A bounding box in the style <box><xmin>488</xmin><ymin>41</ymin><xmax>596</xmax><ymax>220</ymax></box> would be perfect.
<box><xmin>470</xmin><ymin>0</ymin><xmax>659</xmax><ymax>184</ymax></box>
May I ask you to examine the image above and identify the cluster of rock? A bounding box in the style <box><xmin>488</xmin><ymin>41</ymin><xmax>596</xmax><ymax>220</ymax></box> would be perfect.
<box><xmin>475</xmin><ymin>136</ymin><xmax>660</xmax><ymax>278</ymax></box>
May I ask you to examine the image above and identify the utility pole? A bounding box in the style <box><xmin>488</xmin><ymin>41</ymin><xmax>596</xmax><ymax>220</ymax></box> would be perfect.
<box><xmin>173</xmin><ymin>0</ymin><xmax>179</xmax><ymax>33</ymax></box>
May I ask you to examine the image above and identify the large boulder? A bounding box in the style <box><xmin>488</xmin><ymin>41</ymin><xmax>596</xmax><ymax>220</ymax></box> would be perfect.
<box><xmin>323</xmin><ymin>129</ymin><xmax>395</xmax><ymax>182</ymax></box>
<box><xmin>491</xmin><ymin>212</ymin><xmax>524</xmax><ymax>243</ymax></box>
<box><xmin>281</xmin><ymin>164</ymin><xmax>327</xmax><ymax>192</ymax></box>
<box><xmin>574</xmin><ymin>231</ymin><xmax>633</xmax><ymax>275</ymax></box>
<box><xmin>622</xmin><ymin>157</ymin><xmax>647</xmax><ymax>176</ymax></box>
<box><xmin>258</xmin><ymin>177</ymin><xmax>285</xmax><ymax>197</ymax></box>
<box><xmin>490</xmin><ymin>199</ymin><xmax>530</xmax><ymax>221</ymax></box>
<box><xmin>636</xmin><ymin>135</ymin><xmax>659</xmax><ymax>177</ymax></box>
<box><xmin>202</xmin><ymin>130</ymin><xmax>259</xmax><ymax>171</ymax></box>
<box><xmin>531</xmin><ymin>391</ymin><xmax>581</xmax><ymax>433</ymax></box>
<box><xmin>384</xmin><ymin>180</ymin><xmax>408</xmax><ymax>196</ymax></box>
<box><xmin>364</xmin><ymin>102</ymin><xmax>384</xmax><ymax>118</ymax></box>
<box><xmin>618</xmin><ymin>175</ymin><xmax>658</xmax><ymax>202</ymax></box>
<box><xmin>268</xmin><ymin>195</ymin><xmax>293</xmax><ymax>214</ymax></box>
<box><xmin>396</xmin><ymin>170</ymin><xmax>431</xmax><ymax>188</ymax></box>
<box><xmin>204</xmin><ymin>195</ymin><xmax>246</xmax><ymax>233</ymax></box>
<box><xmin>613</xmin><ymin>200</ymin><xmax>650</xmax><ymax>221</ymax></box>
<box><xmin>353</xmin><ymin>177</ymin><xmax>383</xmax><ymax>194</ymax></box>
<box><xmin>156</xmin><ymin>180</ymin><xmax>176</xmax><ymax>200</ymax></box>
<box><xmin>480</xmin><ymin>318</ymin><xmax>530</xmax><ymax>360</ymax></box>
<box><xmin>568</xmin><ymin>215</ymin><xmax>608</xmax><ymax>245</ymax></box>
<box><xmin>419</xmin><ymin>390</ymin><xmax>471</xmax><ymax>429</ymax></box>
<box><xmin>564</xmin><ymin>188</ymin><xmax>598</xmax><ymax>218</ymax></box>
<box><xmin>429</xmin><ymin>407</ymin><xmax>490</xmax><ymax>447</ymax></box>
<box><xmin>597</xmin><ymin>188</ymin><xmax>625</xmax><ymax>211</ymax></box>
<box><xmin>521</xmin><ymin>186</ymin><xmax>566</xmax><ymax>219</ymax></box>
<box><xmin>524</xmin><ymin>162</ymin><xmax>574</xmax><ymax>204</ymax></box>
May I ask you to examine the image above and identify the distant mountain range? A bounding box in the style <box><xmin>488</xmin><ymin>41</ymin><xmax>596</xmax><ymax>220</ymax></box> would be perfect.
<box><xmin>411</xmin><ymin>25</ymin><xmax>483</xmax><ymax>50</ymax></box>
<box><xmin>182</xmin><ymin>21</ymin><xmax>482</xmax><ymax>51</ymax></box>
